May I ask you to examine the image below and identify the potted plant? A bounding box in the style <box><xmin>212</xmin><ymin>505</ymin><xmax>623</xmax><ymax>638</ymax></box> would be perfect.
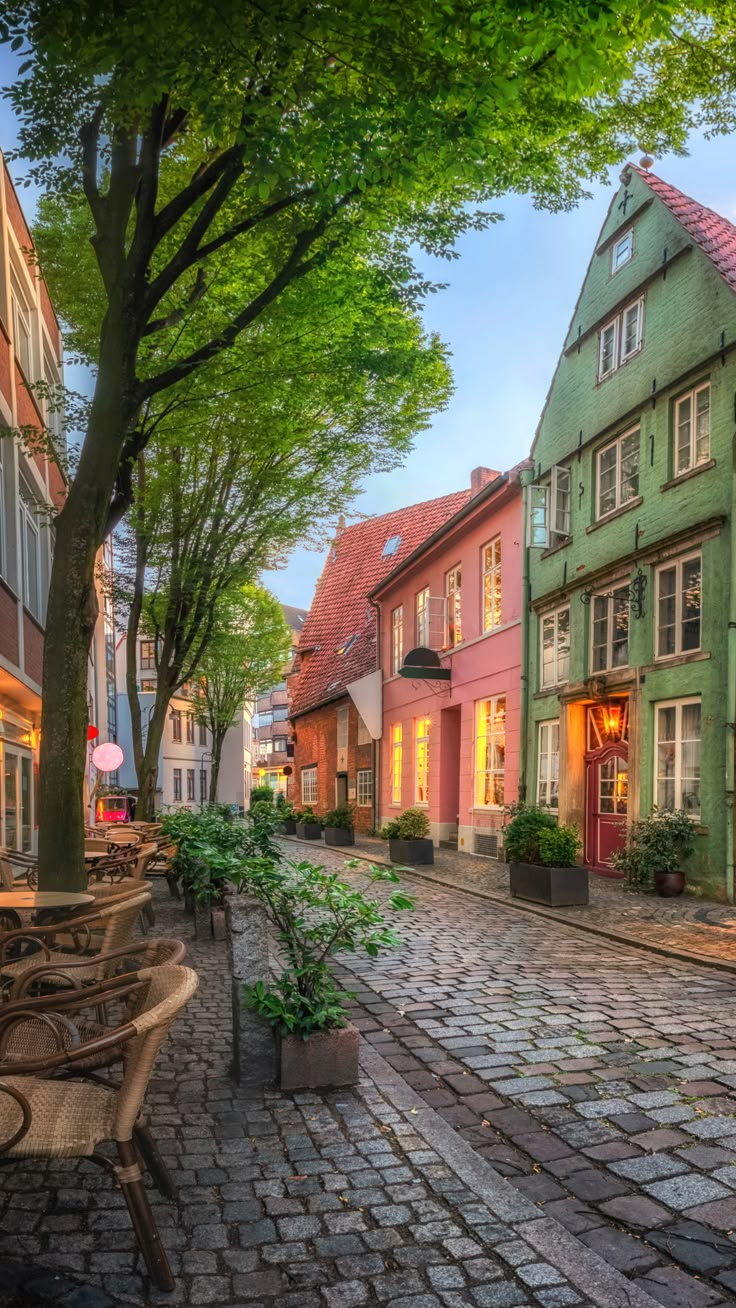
<box><xmin>611</xmin><ymin>807</ymin><xmax>696</xmax><ymax>896</ymax></box>
<box><xmin>249</xmin><ymin>785</ymin><xmax>275</xmax><ymax>809</ymax></box>
<box><xmin>276</xmin><ymin>794</ymin><xmax>296</xmax><ymax>835</ymax></box>
<box><xmin>381</xmin><ymin>807</ymin><xmax>433</xmax><ymax>864</ymax></box>
<box><xmin>505</xmin><ymin>804</ymin><xmax>587</xmax><ymax>906</ymax></box>
<box><xmin>293</xmin><ymin>807</ymin><xmax>322</xmax><ymax>840</ymax></box>
<box><xmin>234</xmin><ymin>853</ymin><xmax>414</xmax><ymax>1090</ymax></box>
<box><xmin>321</xmin><ymin>804</ymin><xmax>355</xmax><ymax>847</ymax></box>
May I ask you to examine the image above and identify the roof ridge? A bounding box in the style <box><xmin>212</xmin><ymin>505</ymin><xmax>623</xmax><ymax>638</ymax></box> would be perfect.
<box><xmin>337</xmin><ymin>487</ymin><xmax>470</xmax><ymax>538</ymax></box>
<box><xmin>626</xmin><ymin>162</ymin><xmax>736</xmax><ymax>296</ymax></box>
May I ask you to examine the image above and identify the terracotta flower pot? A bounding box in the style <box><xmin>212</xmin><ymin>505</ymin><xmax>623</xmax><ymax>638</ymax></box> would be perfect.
<box><xmin>655</xmin><ymin>869</ymin><xmax>685</xmax><ymax>897</ymax></box>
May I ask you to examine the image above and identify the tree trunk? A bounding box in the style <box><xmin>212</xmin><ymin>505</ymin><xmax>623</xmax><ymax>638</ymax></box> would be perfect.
<box><xmin>208</xmin><ymin>742</ymin><xmax>223</xmax><ymax>805</ymax></box>
<box><xmin>135</xmin><ymin>687</ymin><xmax>172</xmax><ymax>821</ymax></box>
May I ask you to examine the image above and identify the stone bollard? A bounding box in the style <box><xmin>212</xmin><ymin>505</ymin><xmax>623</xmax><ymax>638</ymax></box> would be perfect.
<box><xmin>225</xmin><ymin>885</ymin><xmax>277</xmax><ymax>1089</ymax></box>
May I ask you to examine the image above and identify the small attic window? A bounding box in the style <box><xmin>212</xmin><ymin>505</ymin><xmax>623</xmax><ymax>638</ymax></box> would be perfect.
<box><xmin>336</xmin><ymin>634</ymin><xmax>358</xmax><ymax>656</ymax></box>
<box><xmin>611</xmin><ymin>228</ymin><xmax>634</xmax><ymax>274</ymax></box>
<box><xmin>382</xmin><ymin>535</ymin><xmax>401</xmax><ymax>558</ymax></box>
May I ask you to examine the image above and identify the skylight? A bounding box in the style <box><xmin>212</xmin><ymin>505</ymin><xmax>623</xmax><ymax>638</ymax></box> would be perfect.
<box><xmin>336</xmin><ymin>634</ymin><xmax>358</xmax><ymax>656</ymax></box>
<box><xmin>382</xmin><ymin>535</ymin><xmax>401</xmax><ymax>557</ymax></box>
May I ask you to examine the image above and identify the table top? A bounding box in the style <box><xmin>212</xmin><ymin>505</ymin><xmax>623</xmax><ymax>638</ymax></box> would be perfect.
<box><xmin>0</xmin><ymin>891</ymin><xmax>94</xmax><ymax>909</ymax></box>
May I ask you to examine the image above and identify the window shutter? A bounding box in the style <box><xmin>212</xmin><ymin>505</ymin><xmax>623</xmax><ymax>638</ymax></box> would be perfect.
<box><xmin>527</xmin><ymin>484</ymin><xmax>549</xmax><ymax>548</ymax></box>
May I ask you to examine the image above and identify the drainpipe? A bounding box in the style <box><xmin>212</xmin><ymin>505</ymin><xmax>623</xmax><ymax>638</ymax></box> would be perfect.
<box><xmin>518</xmin><ymin>468</ymin><xmax>534</xmax><ymax>804</ymax></box>
<box><xmin>369</xmin><ymin>596</ymin><xmax>382</xmax><ymax>835</ymax></box>
<box><xmin>726</xmin><ymin>450</ymin><xmax>736</xmax><ymax>902</ymax></box>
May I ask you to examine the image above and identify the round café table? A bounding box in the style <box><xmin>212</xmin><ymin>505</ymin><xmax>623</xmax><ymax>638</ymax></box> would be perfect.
<box><xmin>0</xmin><ymin>891</ymin><xmax>94</xmax><ymax>910</ymax></box>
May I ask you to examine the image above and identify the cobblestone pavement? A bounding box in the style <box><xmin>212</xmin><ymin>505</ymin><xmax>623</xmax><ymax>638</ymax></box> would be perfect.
<box><xmin>334</xmin><ymin>833</ymin><xmax>736</xmax><ymax>970</ymax></box>
<box><xmin>0</xmin><ymin>880</ymin><xmax>650</xmax><ymax>1308</ymax></box>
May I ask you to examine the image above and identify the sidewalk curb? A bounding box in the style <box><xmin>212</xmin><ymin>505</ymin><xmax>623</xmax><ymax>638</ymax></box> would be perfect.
<box><xmin>360</xmin><ymin>1042</ymin><xmax>663</xmax><ymax>1308</ymax></box>
<box><xmin>283</xmin><ymin>835</ymin><xmax>736</xmax><ymax>977</ymax></box>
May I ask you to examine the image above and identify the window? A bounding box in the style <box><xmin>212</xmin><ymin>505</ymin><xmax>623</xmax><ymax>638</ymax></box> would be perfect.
<box><xmin>18</xmin><ymin>490</ymin><xmax>41</xmax><ymax>620</ymax></box>
<box><xmin>390</xmin><ymin>724</ymin><xmax>403</xmax><ymax>805</ymax></box>
<box><xmin>391</xmin><ymin>605</ymin><xmax>403</xmax><ymax>674</ymax></box>
<box><xmin>675</xmin><ymin>383</ymin><xmax>710</xmax><ymax>476</ymax></box>
<box><xmin>140</xmin><ymin>640</ymin><xmax>156</xmax><ymax>671</ymax></box>
<box><xmin>301</xmin><ymin>765</ymin><xmax>318</xmax><ymax>804</ymax></box>
<box><xmin>11</xmin><ymin>278</ymin><xmax>32</xmax><ymax>379</ymax></box>
<box><xmin>655</xmin><ymin>698</ymin><xmax>701</xmax><ymax>817</ymax></box>
<box><xmin>173</xmin><ymin>768</ymin><xmax>182</xmax><ymax>802</ymax></box>
<box><xmin>0</xmin><ymin>460</ymin><xmax>5</xmax><ymax>579</ymax></box>
<box><xmin>526</xmin><ymin>467</ymin><xmax>570</xmax><ymax>550</ymax></box>
<box><xmin>198</xmin><ymin>720</ymin><xmax>207</xmax><ymax>746</ymax></box>
<box><xmin>591</xmin><ymin>585</ymin><xmax>629</xmax><ymax>672</ymax></box>
<box><xmin>200</xmin><ymin>769</ymin><xmax>208</xmax><ymax>803</ymax></box>
<box><xmin>611</xmin><ymin>228</ymin><xmax>634</xmax><ymax>273</ymax></box>
<box><xmin>357</xmin><ymin>716</ymin><xmax>371</xmax><ymax>745</ymax></box>
<box><xmin>656</xmin><ymin>553</ymin><xmax>701</xmax><ymax>658</ymax></box>
<box><xmin>445</xmin><ymin>565</ymin><xmax>462</xmax><ymax>646</ymax></box>
<box><xmin>185</xmin><ymin>713</ymin><xmax>195</xmax><ymax>744</ymax></box>
<box><xmin>482</xmin><ymin>537</ymin><xmax>502</xmax><ymax>631</ymax></box>
<box><xmin>414</xmin><ymin>716</ymin><xmax>430</xmax><ymax>805</ymax></box>
<box><xmin>598</xmin><ymin>297</ymin><xmax>644</xmax><ymax>380</ymax></box>
<box><xmin>259</xmin><ymin>710</ymin><xmax>273</xmax><ymax>727</ymax></box>
<box><xmin>537</xmin><ymin>720</ymin><xmax>560</xmax><ymax>809</ymax></box>
<box><xmin>44</xmin><ymin>351</ymin><xmax>63</xmax><ymax>448</ymax></box>
<box><xmin>171</xmin><ymin>709</ymin><xmax>182</xmax><ymax>742</ymax></box>
<box><xmin>273</xmin><ymin>705</ymin><xmax>289</xmax><ymax>721</ymax></box>
<box><xmin>540</xmin><ymin>607</ymin><xmax>570</xmax><ymax>688</ymax></box>
<box><xmin>357</xmin><ymin>769</ymin><xmax>373</xmax><ymax>807</ymax></box>
<box><xmin>273</xmin><ymin>736</ymin><xmax>288</xmax><ymax>753</ymax></box>
<box><xmin>475</xmin><ymin>697</ymin><xmax>506</xmax><ymax>808</ymax></box>
<box><xmin>337</xmin><ymin>704</ymin><xmax>349</xmax><ymax>752</ymax></box>
<box><xmin>187</xmin><ymin>768</ymin><xmax>195</xmax><ymax>801</ymax></box>
<box><xmin>597</xmin><ymin>428</ymin><xmax>640</xmax><ymax>518</ymax></box>
<box><xmin>382</xmin><ymin>535</ymin><xmax>401</xmax><ymax>558</ymax></box>
<box><xmin>416</xmin><ymin>586</ymin><xmax>430</xmax><ymax>646</ymax></box>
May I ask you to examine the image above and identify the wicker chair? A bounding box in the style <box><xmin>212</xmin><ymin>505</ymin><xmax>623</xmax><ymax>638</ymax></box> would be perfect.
<box><xmin>0</xmin><ymin>892</ymin><xmax>151</xmax><ymax>989</ymax></box>
<box><xmin>98</xmin><ymin>828</ymin><xmax>142</xmax><ymax>848</ymax></box>
<box><xmin>4</xmin><ymin>937</ymin><xmax>187</xmax><ymax>1001</ymax></box>
<box><xmin>0</xmin><ymin>963</ymin><xmax>198</xmax><ymax>1289</ymax></box>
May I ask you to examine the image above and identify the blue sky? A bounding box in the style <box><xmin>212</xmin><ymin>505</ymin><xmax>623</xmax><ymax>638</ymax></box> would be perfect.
<box><xmin>1</xmin><ymin>47</ymin><xmax>735</xmax><ymax>611</ymax></box>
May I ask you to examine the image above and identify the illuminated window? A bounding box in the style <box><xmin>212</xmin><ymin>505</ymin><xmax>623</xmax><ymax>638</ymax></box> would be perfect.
<box><xmin>390</xmin><ymin>723</ymin><xmax>403</xmax><ymax>805</ymax></box>
<box><xmin>474</xmin><ymin>698</ymin><xmax>505</xmax><ymax>808</ymax></box>
<box><xmin>537</xmin><ymin>720</ymin><xmax>560</xmax><ymax>810</ymax></box>
<box><xmin>391</xmin><ymin>605</ymin><xmax>403</xmax><ymax>674</ymax></box>
<box><xmin>656</xmin><ymin>553</ymin><xmax>701</xmax><ymax>658</ymax></box>
<box><xmin>414</xmin><ymin>716</ymin><xmax>430</xmax><ymax>805</ymax></box>
<box><xmin>655</xmin><ymin>698</ymin><xmax>701</xmax><ymax>817</ymax></box>
<box><xmin>482</xmin><ymin>537</ymin><xmax>502</xmax><ymax>632</ymax></box>
<box><xmin>675</xmin><ymin>383</ymin><xmax>710</xmax><ymax>476</ymax></box>
<box><xmin>445</xmin><ymin>565</ymin><xmax>462</xmax><ymax>646</ymax></box>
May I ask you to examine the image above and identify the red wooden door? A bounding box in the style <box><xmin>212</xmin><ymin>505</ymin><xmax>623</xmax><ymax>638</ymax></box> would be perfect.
<box><xmin>585</xmin><ymin>743</ymin><xmax>628</xmax><ymax>874</ymax></box>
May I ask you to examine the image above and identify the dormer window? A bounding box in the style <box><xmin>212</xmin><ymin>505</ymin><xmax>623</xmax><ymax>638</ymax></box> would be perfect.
<box><xmin>611</xmin><ymin>228</ymin><xmax>634</xmax><ymax>274</ymax></box>
<box><xmin>382</xmin><ymin>535</ymin><xmax>401</xmax><ymax>558</ymax></box>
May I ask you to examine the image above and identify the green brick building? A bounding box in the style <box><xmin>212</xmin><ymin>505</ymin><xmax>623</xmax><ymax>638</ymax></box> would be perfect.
<box><xmin>523</xmin><ymin>163</ymin><xmax>736</xmax><ymax>900</ymax></box>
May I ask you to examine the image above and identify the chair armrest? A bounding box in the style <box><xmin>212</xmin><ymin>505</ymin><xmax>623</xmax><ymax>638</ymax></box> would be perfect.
<box><xmin>0</xmin><ymin>1081</ymin><xmax>32</xmax><ymax>1153</ymax></box>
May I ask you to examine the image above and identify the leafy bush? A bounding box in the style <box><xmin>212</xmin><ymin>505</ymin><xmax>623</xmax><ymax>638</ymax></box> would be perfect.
<box><xmin>250</xmin><ymin>785</ymin><xmax>275</xmax><ymax>809</ymax></box>
<box><xmin>321</xmin><ymin>804</ymin><xmax>354</xmax><ymax>830</ymax></box>
<box><xmin>381</xmin><ymin>808</ymin><xmax>430</xmax><ymax>840</ymax></box>
<box><xmin>611</xmin><ymin>808</ymin><xmax>696</xmax><ymax>891</ymax></box>
<box><xmin>234</xmin><ymin>855</ymin><xmax>414</xmax><ymax>1038</ymax></box>
<box><xmin>537</xmin><ymin>825</ymin><xmax>581</xmax><ymax>868</ymax></box>
<box><xmin>292</xmin><ymin>806</ymin><xmax>318</xmax><ymax>824</ymax></box>
<box><xmin>503</xmin><ymin>805</ymin><xmax>558</xmax><ymax>865</ymax></box>
<box><xmin>160</xmin><ymin>802</ymin><xmax>281</xmax><ymax>904</ymax></box>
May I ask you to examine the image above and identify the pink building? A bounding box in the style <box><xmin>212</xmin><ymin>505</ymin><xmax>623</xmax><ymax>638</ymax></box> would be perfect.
<box><xmin>372</xmin><ymin>465</ymin><xmax>528</xmax><ymax>856</ymax></box>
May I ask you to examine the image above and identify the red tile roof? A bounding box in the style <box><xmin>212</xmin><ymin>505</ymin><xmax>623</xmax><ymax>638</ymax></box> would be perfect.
<box><xmin>289</xmin><ymin>490</ymin><xmax>470</xmax><ymax>717</ymax></box>
<box><xmin>629</xmin><ymin>164</ymin><xmax>736</xmax><ymax>294</ymax></box>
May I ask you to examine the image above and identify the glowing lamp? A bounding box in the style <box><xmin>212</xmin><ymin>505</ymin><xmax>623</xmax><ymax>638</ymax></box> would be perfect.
<box><xmin>603</xmin><ymin>702</ymin><xmax>622</xmax><ymax>740</ymax></box>
<box><xmin>87</xmin><ymin>724</ymin><xmax>99</xmax><ymax>741</ymax></box>
<box><xmin>92</xmin><ymin>742</ymin><xmax>124</xmax><ymax>772</ymax></box>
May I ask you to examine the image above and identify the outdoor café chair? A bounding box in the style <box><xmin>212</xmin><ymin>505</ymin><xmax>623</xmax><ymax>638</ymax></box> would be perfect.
<box><xmin>0</xmin><ymin>892</ymin><xmax>152</xmax><ymax>990</ymax></box>
<box><xmin>98</xmin><ymin>828</ymin><xmax>142</xmax><ymax>848</ymax></box>
<box><xmin>5</xmin><ymin>937</ymin><xmax>187</xmax><ymax>1002</ymax></box>
<box><xmin>0</xmin><ymin>963</ymin><xmax>198</xmax><ymax>1290</ymax></box>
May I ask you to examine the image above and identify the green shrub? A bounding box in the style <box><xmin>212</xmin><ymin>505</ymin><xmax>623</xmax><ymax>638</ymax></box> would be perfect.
<box><xmin>611</xmin><ymin>808</ymin><xmax>696</xmax><ymax>891</ymax></box>
<box><xmin>160</xmin><ymin>802</ymin><xmax>282</xmax><ymax>904</ymax></box>
<box><xmin>381</xmin><ymin>808</ymin><xmax>430</xmax><ymax>840</ymax></box>
<box><xmin>503</xmin><ymin>805</ymin><xmax>558</xmax><ymax>865</ymax></box>
<box><xmin>292</xmin><ymin>806</ymin><xmax>318</xmax><ymax>824</ymax></box>
<box><xmin>250</xmin><ymin>785</ymin><xmax>274</xmax><ymax>809</ymax></box>
<box><xmin>322</xmin><ymin>804</ymin><xmax>354</xmax><ymax>830</ymax></box>
<box><xmin>537</xmin><ymin>824</ymin><xmax>581</xmax><ymax>868</ymax></box>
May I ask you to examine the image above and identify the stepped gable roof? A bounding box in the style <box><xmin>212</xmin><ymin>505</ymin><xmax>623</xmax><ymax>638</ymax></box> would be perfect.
<box><xmin>289</xmin><ymin>489</ymin><xmax>470</xmax><ymax>718</ymax></box>
<box><xmin>629</xmin><ymin>164</ymin><xmax>736</xmax><ymax>294</ymax></box>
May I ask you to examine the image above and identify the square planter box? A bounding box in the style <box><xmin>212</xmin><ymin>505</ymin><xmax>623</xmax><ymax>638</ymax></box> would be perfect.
<box><xmin>280</xmin><ymin>1023</ymin><xmax>360</xmax><ymax>1091</ymax></box>
<box><xmin>389</xmin><ymin>837</ymin><xmax>433</xmax><ymax>865</ymax></box>
<box><xmin>295</xmin><ymin>821</ymin><xmax>322</xmax><ymax>840</ymax></box>
<box><xmin>509</xmin><ymin>863</ymin><xmax>589</xmax><ymax>907</ymax></box>
<box><xmin>324</xmin><ymin>826</ymin><xmax>355</xmax><ymax>847</ymax></box>
<box><xmin>281</xmin><ymin>819</ymin><xmax>297</xmax><ymax>835</ymax></box>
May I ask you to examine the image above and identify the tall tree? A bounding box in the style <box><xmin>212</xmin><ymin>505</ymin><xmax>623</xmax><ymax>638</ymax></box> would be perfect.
<box><xmin>194</xmin><ymin>587</ymin><xmax>291</xmax><ymax>805</ymax></box>
<box><xmin>0</xmin><ymin>1</ymin><xmax>707</xmax><ymax>885</ymax></box>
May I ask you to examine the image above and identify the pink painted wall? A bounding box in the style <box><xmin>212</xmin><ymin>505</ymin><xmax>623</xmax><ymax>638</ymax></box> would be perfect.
<box><xmin>375</xmin><ymin>476</ymin><xmax>524</xmax><ymax>849</ymax></box>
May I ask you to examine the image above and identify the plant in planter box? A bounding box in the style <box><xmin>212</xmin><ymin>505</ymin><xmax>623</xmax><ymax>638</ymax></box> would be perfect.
<box><xmin>611</xmin><ymin>807</ymin><xmax>696</xmax><ymax>896</ymax></box>
<box><xmin>321</xmin><ymin>804</ymin><xmax>355</xmax><ymax>847</ymax></box>
<box><xmin>381</xmin><ymin>807</ymin><xmax>433</xmax><ymax>864</ymax></box>
<box><xmin>504</xmin><ymin>804</ymin><xmax>586</xmax><ymax>906</ymax></box>
<box><xmin>250</xmin><ymin>785</ymin><xmax>275</xmax><ymax>809</ymax></box>
<box><xmin>276</xmin><ymin>800</ymin><xmax>296</xmax><ymax>834</ymax></box>
<box><xmin>293</xmin><ymin>806</ymin><xmax>322</xmax><ymax>840</ymax></box>
<box><xmin>233</xmin><ymin>854</ymin><xmax>414</xmax><ymax>1089</ymax></box>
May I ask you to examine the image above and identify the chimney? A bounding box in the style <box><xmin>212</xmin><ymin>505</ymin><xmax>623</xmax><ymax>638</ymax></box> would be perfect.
<box><xmin>470</xmin><ymin>466</ymin><xmax>500</xmax><ymax>495</ymax></box>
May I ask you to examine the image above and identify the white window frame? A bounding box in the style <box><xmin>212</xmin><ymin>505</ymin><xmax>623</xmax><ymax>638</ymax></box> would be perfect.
<box><xmin>526</xmin><ymin>468</ymin><xmax>570</xmax><ymax>550</ymax></box>
<box><xmin>390</xmin><ymin>723</ymin><xmax>402</xmax><ymax>805</ymax></box>
<box><xmin>445</xmin><ymin>564</ymin><xmax>462</xmax><ymax>647</ymax></box>
<box><xmin>357</xmin><ymin>769</ymin><xmax>373</xmax><ymax>807</ymax></box>
<box><xmin>11</xmin><ymin>276</ymin><xmax>33</xmax><ymax>380</ymax></box>
<box><xmin>416</xmin><ymin>586</ymin><xmax>430</xmax><ymax>647</ymax></box>
<box><xmin>43</xmin><ymin>349</ymin><xmax>63</xmax><ymax>447</ymax></box>
<box><xmin>19</xmin><ymin>493</ymin><xmax>41</xmax><ymax>620</ymax></box>
<box><xmin>590</xmin><ymin>584</ymin><xmax>630</xmax><ymax>673</ymax></box>
<box><xmin>655</xmin><ymin>697</ymin><xmax>701</xmax><ymax>818</ymax></box>
<box><xmin>173</xmin><ymin>768</ymin><xmax>182</xmax><ymax>802</ymax></box>
<box><xmin>598</xmin><ymin>296</ymin><xmax>644</xmax><ymax>381</ymax></box>
<box><xmin>482</xmin><ymin>536</ymin><xmax>502</xmax><ymax>631</ymax></box>
<box><xmin>474</xmin><ymin>697</ymin><xmax>506</xmax><ymax>809</ymax></box>
<box><xmin>336</xmin><ymin>704</ymin><xmax>349</xmax><ymax>751</ymax></box>
<box><xmin>674</xmin><ymin>383</ymin><xmax>711</xmax><ymax>477</ymax></box>
<box><xmin>596</xmin><ymin>426</ymin><xmax>640</xmax><ymax>519</ymax></box>
<box><xmin>391</xmin><ymin>605</ymin><xmax>403</xmax><ymax>675</ymax></box>
<box><xmin>414</xmin><ymin>716</ymin><xmax>430</xmax><ymax>806</ymax></box>
<box><xmin>540</xmin><ymin>607</ymin><xmax>570</xmax><ymax>689</ymax></box>
<box><xmin>611</xmin><ymin>228</ymin><xmax>634</xmax><ymax>274</ymax></box>
<box><xmin>655</xmin><ymin>551</ymin><xmax>702</xmax><ymax>660</ymax></box>
<box><xmin>301</xmin><ymin>766</ymin><xmax>318</xmax><ymax>805</ymax></box>
<box><xmin>537</xmin><ymin>720</ymin><xmax>560</xmax><ymax>810</ymax></box>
